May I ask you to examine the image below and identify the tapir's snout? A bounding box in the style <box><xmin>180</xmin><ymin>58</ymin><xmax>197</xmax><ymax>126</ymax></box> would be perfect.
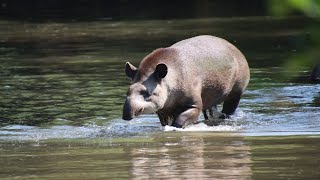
<box><xmin>122</xmin><ymin>99</ymin><xmax>133</xmax><ymax>121</ymax></box>
<box><xmin>122</xmin><ymin>98</ymin><xmax>144</xmax><ymax>120</ymax></box>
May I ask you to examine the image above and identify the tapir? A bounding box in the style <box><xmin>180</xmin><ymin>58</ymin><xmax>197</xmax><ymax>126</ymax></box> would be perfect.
<box><xmin>122</xmin><ymin>35</ymin><xmax>250</xmax><ymax>128</ymax></box>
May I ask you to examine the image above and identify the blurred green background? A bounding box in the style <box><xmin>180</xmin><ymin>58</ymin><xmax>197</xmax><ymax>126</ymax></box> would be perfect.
<box><xmin>1</xmin><ymin>0</ymin><xmax>319</xmax><ymax>76</ymax></box>
<box><xmin>268</xmin><ymin>0</ymin><xmax>320</xmax><ymax>78</ymax></box>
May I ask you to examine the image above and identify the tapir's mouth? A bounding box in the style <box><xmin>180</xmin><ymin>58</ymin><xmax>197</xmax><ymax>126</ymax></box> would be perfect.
<box><xmin>135</xmin><ymin>108</ymin><xmax>143</xmax><ymax>116</ymax></box>
<box><xmin>122</xmin><ymin>108</ymin><xmax>143</xmax><ymax>121</ymax></box>
<box><xmin>122</xmin><ymin>115</ymin><xmax>133</xmax><ymax>121</ymax></box>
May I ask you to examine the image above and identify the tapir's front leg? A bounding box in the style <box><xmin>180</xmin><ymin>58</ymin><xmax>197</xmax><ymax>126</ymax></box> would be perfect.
<box><xmin>173</xmin><ymin>107</ymin><xmax>201</xmax><ymax>128</ymax></box>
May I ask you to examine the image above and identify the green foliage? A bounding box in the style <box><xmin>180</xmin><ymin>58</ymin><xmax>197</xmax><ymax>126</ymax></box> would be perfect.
<box><xmin>269</xmin><ymin>0</ymin><xmax>320</xmax><ymax>81</ymax></box>
<box><xmin>269</xmin><ymin>0</ymin><xmax>320</xmax><ymax>17</ymax></box>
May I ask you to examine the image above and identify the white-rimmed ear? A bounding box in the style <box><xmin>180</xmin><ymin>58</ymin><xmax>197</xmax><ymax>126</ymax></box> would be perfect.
<box><xmin>125</xmin><ymin>62</ymin><xmax>137</xmax><ymax>80</ymax></box>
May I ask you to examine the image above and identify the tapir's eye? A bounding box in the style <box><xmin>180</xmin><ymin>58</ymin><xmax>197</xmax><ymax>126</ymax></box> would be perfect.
<box><xmin>141</xmin><ymin>90</ymin><xmax>151</xmax><ymax>98</ymax></box>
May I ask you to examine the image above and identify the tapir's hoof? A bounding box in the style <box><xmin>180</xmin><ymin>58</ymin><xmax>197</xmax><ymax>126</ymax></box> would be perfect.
<box><xmin>218</xmin><ymin>113</ymin><xmax>230</xmax><ymax>119</ymax></box>
<box><xmin>172</xmin><ymin>122</ymin><xmax>183</xmax><ymax>128</ymax></box>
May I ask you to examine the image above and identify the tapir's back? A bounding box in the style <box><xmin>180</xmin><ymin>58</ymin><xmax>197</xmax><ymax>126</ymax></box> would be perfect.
<box><xmin>170</xmin><ymin>35</ymin><xmax>250</xmax><ymax>107</ymax></box>
<box><xmin>171</xmin><ymin>35</ymin><xmax>244</xmax><ymax>73</ymax></box>
<box><xmin>171</xmin><ymin>36</ymin><xmax>247</xmax><ymax>84</ymax></box>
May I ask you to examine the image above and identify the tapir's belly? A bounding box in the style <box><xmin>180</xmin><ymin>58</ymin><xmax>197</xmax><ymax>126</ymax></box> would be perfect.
<box><xmin>201</xmin><ymin>85</ymin><xmax>231</xmax><ymax>110</ymax></box>
<box><xmin>185</xmin><ymin>63</ymin><xmax>235</xmax><ymax>109</ymax></box>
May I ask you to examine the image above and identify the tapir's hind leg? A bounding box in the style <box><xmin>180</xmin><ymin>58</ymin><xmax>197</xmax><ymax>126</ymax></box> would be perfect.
<box><xmin>203</xmin><ymin>105</ymin><xmax>226</xmax><ymax>126</ymax></box>
<box><xmin>202</xmin><ymin>105</ymin><xmax>216</xmax><ymax>120</ymax></box>
<box><xmin>221</xmin><ymin>91</ymin><xmax>242</xmax><ymax>117</ymax></box>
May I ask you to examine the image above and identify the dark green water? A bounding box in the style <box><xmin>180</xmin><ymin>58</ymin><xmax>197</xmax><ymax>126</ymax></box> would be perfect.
<box><xmin>1</xmin><ymin>17</ymin><xmax>320</xmax><ymax>179</ymax></box>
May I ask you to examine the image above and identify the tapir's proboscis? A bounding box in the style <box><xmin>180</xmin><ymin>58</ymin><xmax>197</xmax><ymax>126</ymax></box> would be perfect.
<box><xmin>122</xmin><ymin>35</ymin><xmax>250</xmax><ymax>128</ymax></box>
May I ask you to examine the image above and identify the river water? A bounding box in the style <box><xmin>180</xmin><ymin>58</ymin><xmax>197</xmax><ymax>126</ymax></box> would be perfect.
<box><xmin>0</xmin><ymin>17</ymin><xmax>320</xmax><ymax>179</ymax></box>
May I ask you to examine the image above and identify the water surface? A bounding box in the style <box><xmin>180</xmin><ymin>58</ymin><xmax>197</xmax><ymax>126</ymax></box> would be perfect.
<box><xmin>0</xmin><ymin>16</ymin><xmax>320</xmax><ymax>179</ymax></box>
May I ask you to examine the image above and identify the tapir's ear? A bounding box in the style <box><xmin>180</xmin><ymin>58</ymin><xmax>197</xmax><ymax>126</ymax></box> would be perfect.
<box><xmin>125</xmin><ymin>62</ymin><xmax>137</xmax><ymax>80</ymax></box>
<box><xmin>155</xmin><ymin>63</ymin><xmax>168</xmax><ymax>79</ymax></box>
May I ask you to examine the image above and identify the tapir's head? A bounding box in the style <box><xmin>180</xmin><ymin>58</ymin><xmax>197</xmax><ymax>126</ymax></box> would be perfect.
<box><xmin>122</xmin><ymin>62</ymin><xmax>168</xmax><ymax>120</ymax></box>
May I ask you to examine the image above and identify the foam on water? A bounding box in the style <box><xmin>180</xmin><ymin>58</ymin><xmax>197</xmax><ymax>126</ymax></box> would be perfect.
<box><xmin>164</xmin><ymin>123</ymin><xmax>242</xmax><ymax>132</ymax></box>
<box><xmin>164</xmin><ymin>110</ymin><xmax>249</xmax><ymax>132</ymax></box>
<box><xmin>95</xmin><ymin>116</ymin><xmax>164</xmax><ymax>138</ymax></box>
<box><xmin>0</xmin><ymin>115</ymin><xmax>164</xmax><ymax>141</ymax></box>
<box><xmin>0</xmin><ymin>113</ymin><xmax>249</xmax><ymax>141</ymax></box>
<box><xmin>0</xmin><ymin>125</ymin><xmax>98</xmax><ymax>141</ymax></box>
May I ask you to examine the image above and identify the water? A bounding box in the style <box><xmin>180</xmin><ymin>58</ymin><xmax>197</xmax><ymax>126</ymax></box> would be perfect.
<box><xmin>1</xmin><ymin>134</ymin><xmax>320</xmax><ymax>179</ymax></box>
<box><xmin>1</xmin><ymin>16</ymin><xmax>320</xmax><ymax>179</ymax></box>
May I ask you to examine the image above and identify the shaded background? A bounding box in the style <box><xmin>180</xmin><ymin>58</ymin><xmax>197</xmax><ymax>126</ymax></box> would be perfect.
<box><xmin>0</xmin><ymin>0</ymin><xmax>302</xmax><ymax>21</ymax></box>
<box><xmin>1</xmin><ymin>2</ymin><xmax>320</xmax><ymax>179</ymax></box>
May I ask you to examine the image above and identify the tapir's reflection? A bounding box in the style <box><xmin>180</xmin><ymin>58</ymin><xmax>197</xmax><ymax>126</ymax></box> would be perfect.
<box><xmin>129</xmin><ymin>134</ymin><xmax>252</xmax><ymax>179</ymax></box>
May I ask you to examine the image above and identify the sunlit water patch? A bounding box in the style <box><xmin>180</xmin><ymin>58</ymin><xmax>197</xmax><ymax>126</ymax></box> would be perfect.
<box><xmin>165</xmin><ymin>84</ymin><xmax>320</xmax><ymax>135</ymax></box>
<box><xmin>279</xmin><ymin>85</ymin><xmax>320</xmax><ymax>104</ymax></box>
<box><xmin>242</xmin><ymin>83</ymin><xmax>320</xmax><ymax>135</ymax></box>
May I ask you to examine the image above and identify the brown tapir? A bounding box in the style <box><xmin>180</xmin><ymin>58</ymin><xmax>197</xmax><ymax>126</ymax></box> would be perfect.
<box><xmin>122</xmin><ymin>35</ymin><xmax>250</xmax><ymax>128</ymax></box>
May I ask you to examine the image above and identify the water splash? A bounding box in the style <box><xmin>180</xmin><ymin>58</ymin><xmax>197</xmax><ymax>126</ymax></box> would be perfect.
<box><xmin>0</xmin><ymin>125</ymin><xmax>98</xmax><ymax>141</ymax></box>
<box><xmin>95</xmin><ymin>116</ymin><xmax>163</xmax><ymax>138</ymax></box>
<box><xmin>164</xmin><ymin>111</ymin><xmax>250</xmax><ymax>132</ymax></box>
<box><xmin>1</xmin><ymin>83</ymin><xmax>319</xmax><ymax>141</ymax></box>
